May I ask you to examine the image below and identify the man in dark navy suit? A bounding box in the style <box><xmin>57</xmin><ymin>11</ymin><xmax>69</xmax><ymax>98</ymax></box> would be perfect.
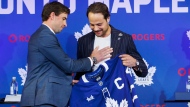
<box><xmin>74</xmin><ymin>2</ymin><xmax>148</xmax><ymax>82</ymax></box>
<box><xmin>20</xmin><ymin>1</ymin><xmax>113</xmax><ymax>107</ymax></box>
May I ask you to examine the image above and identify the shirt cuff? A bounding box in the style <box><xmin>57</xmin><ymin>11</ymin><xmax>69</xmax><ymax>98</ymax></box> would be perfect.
<box><xmin>88</xmin><ymin>57</ymin><xmax>93</xmax><ymax>66</ymax></box>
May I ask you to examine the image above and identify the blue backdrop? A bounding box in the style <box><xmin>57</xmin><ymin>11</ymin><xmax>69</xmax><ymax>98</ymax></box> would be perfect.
<box><xmin>0</xmin><ymin>0</ymin><xmax>190</xmax><ymax>107</ymax></box>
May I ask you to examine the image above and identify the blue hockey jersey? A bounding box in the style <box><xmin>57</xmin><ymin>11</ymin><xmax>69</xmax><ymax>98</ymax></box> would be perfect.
<box><xmin>70</xmin><ymin>56</ymin><xmax>140</xmax><ymax>107</ymax></box>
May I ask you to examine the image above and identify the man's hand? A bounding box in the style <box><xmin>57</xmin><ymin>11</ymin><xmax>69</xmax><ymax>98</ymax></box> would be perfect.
<box><xmin>90</xmin><ymin>46</ymin><xmax>113</xmax><ymax>63</ymax></box>
<box><xmin>119</xmin><ymin>54</ymin><xmax>137</xmax><ymax>67</ymax></box>
<box><xmin>72</xmin><ymin>80</ymin><xmax>79</xmax><ymax>85</ymax></box>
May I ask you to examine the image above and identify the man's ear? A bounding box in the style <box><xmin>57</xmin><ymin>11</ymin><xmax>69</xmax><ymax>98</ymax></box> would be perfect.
<box><xmin>50</xmin><ymin>12</ymin><xmax>55</xmax><ymax>20</ymax></box>
<box><xmin>107</xmin><ymin>17</ymin><xmax>110</xmax><ymax>23</ymax></box>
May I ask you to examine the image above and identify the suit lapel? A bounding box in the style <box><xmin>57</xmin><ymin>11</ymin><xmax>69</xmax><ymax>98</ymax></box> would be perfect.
<box><xmin>87</xmin><ymin>34</ymin><xmax>95</xmax><ymax>56</ymax></box>
<box><xmin>111</xmin><ymin>26</ymin><xmax>122</xmax><ymax>58</ymax></box>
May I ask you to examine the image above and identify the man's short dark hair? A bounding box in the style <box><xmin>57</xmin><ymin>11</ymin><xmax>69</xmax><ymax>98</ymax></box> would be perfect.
<box><xmin>86</xmin><ymin>2</ymin><xmax>110</xmax><ymax>20</ymax></box>
<box><xmin>41</xmin><ymin>1</ymin><xmax>70</xmax><ymax>21</ymax></box>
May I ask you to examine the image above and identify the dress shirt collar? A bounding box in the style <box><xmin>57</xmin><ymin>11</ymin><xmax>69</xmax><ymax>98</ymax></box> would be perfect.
<box><xmin>42</xmin><ymin>23</ymin><xmax>55</xmax><ymax>34</ymax></box>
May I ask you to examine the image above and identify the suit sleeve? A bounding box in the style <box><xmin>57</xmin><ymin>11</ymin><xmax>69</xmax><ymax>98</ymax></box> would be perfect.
<box><xmin>38</xmin><ymin>32</ymin><xmax>91</xmax><ymax>73</ymax></box>
<box><xmin>127</xmin><ymin>35</ymin><xmax>148</xmax><ymax>77</ymax></box>
<box><xmin>74</xmin><ymin>38</ymin><xmax>90</xmax><ymax>80</ymax></box>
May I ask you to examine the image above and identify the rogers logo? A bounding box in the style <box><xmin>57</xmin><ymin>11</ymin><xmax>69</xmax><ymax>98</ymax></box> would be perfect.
<box><xmin>132</xmin><ymin>34</ymin><xmax>165</xmax><ymax>40</ymax></box>
<box><xmin>178</xmin><ymin>68</ymin><xmax>190</xmax><ymax>76</ymax></box>
<box><xmin>8</xmin><ymin>34</ymin><xmax>30</xmax><ymax>43</ymax></box>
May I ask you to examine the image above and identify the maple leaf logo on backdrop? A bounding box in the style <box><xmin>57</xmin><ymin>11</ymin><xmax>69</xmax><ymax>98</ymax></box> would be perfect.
<box><xmin>18</xmin><ymin>64</ymin><xmax>27</xmax><ymax>86</ymax></box>
<box><xmin>186</xmin><ymin>30</ymin><xmax>190</xmax><ymax>40</ymax></box>
<box><xmin>132</xmin><ymin>59</ymin><xmax>156</xmax><ymax>87</ymax></box>
<box><xmin>74</xmin><ymin>24</ymin><xmax>92</xmax><ymax>41</ymax></box>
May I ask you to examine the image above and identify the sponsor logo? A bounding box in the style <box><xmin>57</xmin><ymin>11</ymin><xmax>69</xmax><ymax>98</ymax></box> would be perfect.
<box><xmin>8</xmin><ymin>34</ymin><xmax>30</xmax><ymax>43</ymax></box>
<box><xmin>178</xmin><ymin>68</ymin><xmax>190</xmax><ymax>76</ymax></box>
<box><xmin>132</xmin><ymin>34</ymin><xmax>165</xmax><ymax>40</ymax></box>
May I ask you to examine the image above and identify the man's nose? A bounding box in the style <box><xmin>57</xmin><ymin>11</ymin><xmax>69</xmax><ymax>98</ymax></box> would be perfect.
<box><xmin>94</xmin><ymin>25</ymin><xmax>99</xmax><ymax>31</ymax></box>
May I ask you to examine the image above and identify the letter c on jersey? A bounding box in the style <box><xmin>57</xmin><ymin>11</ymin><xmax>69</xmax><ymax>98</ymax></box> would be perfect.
<box><xmin>114</xmin><ymin>77</ymin><xmax>124</xmax><ymax>89</ymax></box>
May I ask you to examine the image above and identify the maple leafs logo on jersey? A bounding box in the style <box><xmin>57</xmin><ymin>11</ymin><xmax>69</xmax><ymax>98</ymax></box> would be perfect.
<box><xmin>132</xmin><ymin>59</ymin><xmax>156</xmax><ymax>87</ymax></box>
<box><xmin>106</xmin><ymin>98</ymin><xmax>128</xmax><ymax>107</ymax></box>
<box><xmin>86</xmin><ymin>95</ymin><xmax>94</xmax><ymax>102</ymax></box>
<box><xmin>102</xmin><ymin>87</ymin><xmax>128</xmax><ymax>107</ymax></box>
<box><xmin>74</xmin><ymin>24</ymin><xmax>92</xmax><ymax>41</ymax></box>
<box><xmin>18</xmin><ymin>64</ymin><xmax>27</xmax><ymax>86</ymax></box>
<box><xmin>186</xmin><ymin>30</ymin><xmax>190</xmax><ymax>40</ymax></box>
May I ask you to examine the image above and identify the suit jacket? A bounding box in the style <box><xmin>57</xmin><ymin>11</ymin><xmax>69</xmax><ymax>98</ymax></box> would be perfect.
<box><xmin>20</xmin><ymin>25</ymin><xmax>91</xmax><ymax>107</ymax></box>
<box><xmin>75</xmin><ymin>25</ymin><xmax>148</xmax><ymax>80</ymax></box>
